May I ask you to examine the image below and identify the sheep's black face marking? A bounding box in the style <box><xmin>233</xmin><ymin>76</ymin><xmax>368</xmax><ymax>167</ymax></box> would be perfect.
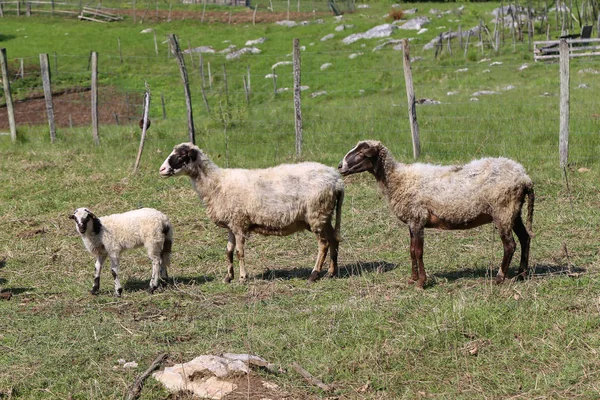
<box><xmin>160</xmin><ymin>144</ymin><xmax>199</xmax><ymax>177</ymax></box>
<box><xmin>338</xmin><ymin>142</ymin><xmax>378</xmax><ymax>176</ymax></box>
<box><xmin>72</xmin><ymin>208</ymin><xmax>101</xmax><ymax>235</ymax></box>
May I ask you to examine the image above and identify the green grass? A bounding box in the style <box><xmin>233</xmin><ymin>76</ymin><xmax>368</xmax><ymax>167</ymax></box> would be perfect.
<box><xmin>1</xmin><ymin>2</ymin><xmax>600</xmax><ymax>399</ymax></box>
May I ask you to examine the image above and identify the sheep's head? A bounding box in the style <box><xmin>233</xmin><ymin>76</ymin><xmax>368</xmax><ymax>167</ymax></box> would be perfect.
<box><xmin>338</xmin><ymin>140</ymin><xmax>382</xmax><ymax>176</ymax></box>
<box><xmin>159</xmin><ymin>143</ymin><xmax>199</xmax><ymax>177</ymax></box>
<box><xmin>70</xmin><ymin>208</ymin><xmax>101</xmax><ymax>235</ymax></box>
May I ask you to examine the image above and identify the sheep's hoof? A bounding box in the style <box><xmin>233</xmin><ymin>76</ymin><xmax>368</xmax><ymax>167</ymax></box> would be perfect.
<box><xmin>90</xmin><ymin>288</ymin><xmax>100</xmax><ymax>296</ymax></box>
<box><xmin>308</xmin><ymin>271</ymin><xmax>320</xmax><ymax>282</ymax></box>
<box><xmin>325</xmin><ymin>272</ymin><xmax>337</xmax><ymax>279</ymax></box>
<box><xmin>495</xmin><ymin>276</ymin><xmax>506</xmax><ymax>285</ymax></box>
<box><xmin>415</xmin><ymin>284</ymin><xmax>425</xmax><ymax>291</ymax></box>
<box><xmin>148</xmin><ymin>285</ymin><xmax>158</xmax><ymax>294</ymax></box>
<box><xmin>114</xmin><ymin>288</ymin><xmax>123</xmax><ymax>297</ymax></box>
<box><xmin>407</xmin><ymin>278</ymin><xmax>417</xmax><ymax>285</ymax></box>
<box><xmin>239</xmin><ymin>277</ymin><xmax>248</xmax><ymax>284</ymax></box>
<box><xmin>223</xmin><ymin>276</ymin><xmax>233</xmax><ymax>284</ymax></box>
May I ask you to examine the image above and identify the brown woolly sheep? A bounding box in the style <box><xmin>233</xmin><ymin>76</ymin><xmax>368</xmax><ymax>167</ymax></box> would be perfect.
<box><xmin>338</xmin><ymin>140</ymin><xmax>534</xmax><ymax>289</ymax></box>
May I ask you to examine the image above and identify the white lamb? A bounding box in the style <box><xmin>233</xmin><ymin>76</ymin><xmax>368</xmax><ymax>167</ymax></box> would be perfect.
<box><xmin>159</xmin><ymin>142</ymin><xmax>344</xmax><ymax>283</ymax></box>
<box><xmin>70</xmin><ymin>207</ymin><xmax>173</xmax><ymax>296</ymax></box>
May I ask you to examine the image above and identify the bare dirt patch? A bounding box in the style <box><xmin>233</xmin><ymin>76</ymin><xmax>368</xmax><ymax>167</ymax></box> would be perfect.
<box><xmin>0</xmin><ymin>87</ymin><xmax>142</xmax><ymax>129</ymax></box>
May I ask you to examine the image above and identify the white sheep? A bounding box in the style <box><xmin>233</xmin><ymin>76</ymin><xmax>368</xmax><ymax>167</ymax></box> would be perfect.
<box><xmin>338</xmin><ymin>140</ymin><xmax>534</xmax><ymax>289</ymax></box>
<box><xmin>70</xmin><ymin>207</ymin><xmax>173</xmax><ymax>296</ymax></box>
<box><xmin>159</xmin><ymin>142</ymin><xmax>344</xmax><ymax>283</ymax></box>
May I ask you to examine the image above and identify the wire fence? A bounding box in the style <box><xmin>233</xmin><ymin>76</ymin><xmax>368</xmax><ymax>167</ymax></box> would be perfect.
<box><xmin>1</xmin><ymin>31</ymin><xmax>600</xmax><ymax>166</ymax></box>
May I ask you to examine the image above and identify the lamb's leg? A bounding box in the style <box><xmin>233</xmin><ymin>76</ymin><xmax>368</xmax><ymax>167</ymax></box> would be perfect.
<box><xmin>160</xmin><ymin>237</ymin><xmax>172</xmax><ymax>284</ymax></box>
<box><xmin>149</xmin><ymin>253</ymin><xmax>162</xmax><ymax>294</ymax></box>
<box><xmin>407</xmin><ymin>228</ymin><xmax>420</xmax><ymax>285</ymax></box>
<box><xmin>495</xmin><ymin>224</ymin><xmax>516</xmax><ymax>284</ymax></box>
<box><xmin>409</xmin><ymin>227</ymin><xmax>426</xmax><ymax>289</ymax></box>
<box><xmin>109</xmin><ymin>256</ymin><xmax>123</xmax><ymax>297</ymax></box>
<box><xmin>234</xmin><ymin>233</ymin><xmax>248</xmax><ymax>283</ymax></box>
<box><xmin>512</xmin><ymin>215</ymin><xmax>530</xmax><ymax>280</ymax></box>
<box><xmin>309</xmin><ymin>235</ymin><xmax>329</xmax><ymax>282</ymax></box>
<box><xmin>91</xmin><ymin>255</ymin><xmax>106</xmax><ymax>295</ymax></box>
<box><xmin>224</xmin><ymin>230</ymin><xmax>236</xmax><ymax>283</ymax></box>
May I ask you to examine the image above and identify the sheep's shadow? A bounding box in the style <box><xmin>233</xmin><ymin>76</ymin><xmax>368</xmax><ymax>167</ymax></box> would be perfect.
<box><xmin>1</xmin><ymin>287</ymin><xmax>32</xmax><ymax>295</ymax></box>
<box><xmin>0</xmin><ymin>34</ymin><xmax>16</xmax><ymax>42</ymax></box>
<box><xmin>258</xmin><ymin>261</ymin><xmax>397</xmax><ymax>281</ymax></box>
<box><xmin>432</xmin><ymin>263</ymin><xmax>586</xmax><ymax>282</ymax></box>
<box><xmin>124</xmin><ymin>275</ymin><xmax>213</xmax><ymax>292</ymax></box>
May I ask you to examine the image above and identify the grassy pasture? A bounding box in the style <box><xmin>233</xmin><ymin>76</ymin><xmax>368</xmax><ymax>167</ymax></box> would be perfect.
<box><xmin>1</xmin><ymin>2</ymin><xmax>600</xmax><ymax>398</ymax></box>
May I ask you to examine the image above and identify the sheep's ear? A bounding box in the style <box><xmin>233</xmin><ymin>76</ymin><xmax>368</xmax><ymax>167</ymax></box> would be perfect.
<box><xmin>69</xmin><ymin>214</ymin><xmax>75</xmax><ymax>220</ymax></box>
<box><xmin>188</xmin><ymin>147</ymin><xmax>199</xmax><ymax>162</ymax></box>
<box><xmin>363</xmin><ymin>145</ymin><xmax>379</xmax><ymax>158</ymax></box>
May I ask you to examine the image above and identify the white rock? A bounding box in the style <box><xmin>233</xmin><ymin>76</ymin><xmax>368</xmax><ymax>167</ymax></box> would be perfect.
<box><xmin>357</xmin><ymin>4</ymin><xmax>369</xmax><ymax>8</ymax></box>
<box><xmin>140</xmin><ymin>28</ymin><xmax>153</xmax><ymax>33</ymax></box>
<box><xmin>447</xmin><ymin>91</ymin><xmax>459</xmax><ymax>96</ymax></box>
<box><xmin>321</xmin><ymin>33</ymin><xmax>335</xmax><ymax>41</ymax></box>
<box><xmin>349</xmin><ymin>52</ymin><xmax>363</xmax><ymax>59</ymax></box>
<box><xmin>472</xmin><ymin>90</ymin><xmax>499</xmax><ymax>96</ymax></box>
<box><xmin>503</xmin><ymin>85</ymin><xmax>516</xmax><ymax>91</ymax></box>
<box><xmin>417</xmin><ymin>28</ymin><xmax>428</xmax><ymax>34</ymax></box>
<box><xmin>265</xmin><ymin>74</ymin><xmax>277</xmax><ymax>78</ymax></box>
<box><xmin>578</xmin><ymin>83</ymin><xmax>590</xmax><ymax>89</ymax></box>
<box><xmin>342</xmin><ymin>24</ymin><xmax>398</xmax><ymax>44</ymax></box>
<box><xmin>518</xmin><ymin>64</ymin><xmax>529</xmax><ymax>71</ymax></box>
<box><xmin>123</xmin><ymin>361</ymin><xmax>138</xmax><ymax>369</ymax></box>
<box><xmin>456</xmin><ymin>68</ymin><xmax>468</xmax><ymax>72</ymax></box>
<box><xmin>470</xmin><ymin>97</ymin><xmax>479</xmax><ymax>101</ymax></box>
<box><xmin>320</xmin><ymin>63</ymin><xmax>332</xmax><ymax>70</ymax></box>
<box><xmin>482</xmin><ymin>69</ymin><xmax>491</xmax><ymax>73</ymax></box>
<box><xmin>272</xmin><ymin>61</ymin><xmax>292</xmax><ymax>69</ymax></box>
<box><xmin>276</xmin><ymin>87</ymin><xmax>289</xmax><ymax>93</ymax></box>
<box><xmin>399</xmin><ymin>17</ymin><xmax>430</xmax><ymax>30</ymax></box>
<box><xmin>490</xmin><ymin>61</ymin><xmax>503</xmax><ymax>66</ymax></box>
<box><xmin>578</xmin><ymin>68</ymin><xmax>600</xmax><ymax>74</ymax></box>
<box><xmin>310</xmin><ymin>91</ymin><xmax>327</xmax><ymax>98</ymax></box>
<box><xmin>183</xmin><ymin>46</ymin><xmax>216</xmax><ymax>54</ymax></box>
<box><xmin>245</xmin><ymin>37</ymin><xmax>266</xmax><ymax>46</ymax></box>
<box><xmin>226</xmin><ymin>47</ymin><xmax>261</xmax><ymax>60</ymax></box>
<box><xmin>276</xmin><ymin>20</ymin><xmax>297</xmax><ymax>27</ymax></box>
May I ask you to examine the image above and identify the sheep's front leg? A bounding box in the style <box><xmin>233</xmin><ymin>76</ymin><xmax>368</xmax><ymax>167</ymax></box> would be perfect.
<box><xmin>224</xmin><ymin>230</ymin><xmax>236</xmax><ymax>283</ymax></box>
<box><xmin>407</xmin><ymin>228</ymin><xmax>419</xmax><ymax>285</ymax></box>
<box><xmin>409</xmin><ymin>227</ymin><xmax>426</xmax><ymax>289</ymax></box>
<box><xmin>109</xmin><ymin>256</ymin><xmax>123</xmax><ymax>297</ymax></box>
<box><xmin>495</xmin><ymin>224</ymin><xmax>516</xmax><ymax>284</ymax></box>
<box><xmin>91</xmin><ymin>255</ymin><xmax>106</xmax><ymax>295</ymax></box>
<box><xmin>234</xmin><ymin>233</ymin><xmax>248</xmax><ymax>283</ymax></box>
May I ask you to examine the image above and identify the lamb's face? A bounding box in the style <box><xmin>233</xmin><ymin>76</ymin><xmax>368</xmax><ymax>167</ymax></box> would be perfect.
<box><xmin>70</xmin><ymin>208</ymin><xmax>94</xmax><ymax>234</ymax></box>
<box><xmin>159</xmin><ymin>143</ymin><xmax>198</xmax><ymax>177</ymax></box>
<box><xmin>338</xmin><ymin>141</ymin><xmax>380</xmax><ymax>176</ymax></box>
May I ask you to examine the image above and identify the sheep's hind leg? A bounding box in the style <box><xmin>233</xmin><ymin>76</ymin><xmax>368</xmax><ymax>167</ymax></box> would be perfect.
<box><xmin>109</xmin><ymin>256</ymin><xmax>123</xmax><ymax>297</ymax></box>
<box><xmin>512</xmin><ymin>215</ymin><xmax>531</xmax><ymax>280</ymax></box>
<box><xmin>325</xmin><ymin>224</ymin><xmax>339</xmax><ymax>279</ymax></box>
<box><xmin>91</xmin><ymin>255</ymin><xmax>106</xmax><ymax>295</ymax></box>
<box><xmin>148</xmin><ymin>253</ymin><xmax>162</xmax><ymax>294</ymax></box>
<box><xmin>495</xmin><ymin>224</ymin><xmax>516</xmax><ymax>284</ymax></box>
<box><xmin>224</xmin><ymin>231</ymin><xmax>236</xmax><ymax>283</ymax></box>
<box><xmin>407</xmin><ymin>228</ymin><xmax>421</xmax><ymax>286</ymax></box>
<box><xmin>160</xmin><ymin>237</ymin><xmax>172</xmax><ymax>285</ymax></box>
<box><xmin>309</xmin><ymin>234</ymin><xmax>329</xmax><ymax>282</ymax></box>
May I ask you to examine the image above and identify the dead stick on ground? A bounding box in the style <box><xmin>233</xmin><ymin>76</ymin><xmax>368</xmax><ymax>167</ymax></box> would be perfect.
<box><xmin>291</xmin><ymin>362</ymin><xmax>332</xmax><ymax>392</ymax></box>
<box><xmin>127</xmin><ymin>353</ymin><xmax>168</xmax><ymax>400</ymax></box>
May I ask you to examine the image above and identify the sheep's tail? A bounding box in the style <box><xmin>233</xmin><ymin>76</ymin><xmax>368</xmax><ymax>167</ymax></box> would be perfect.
<box><xmin>334</xmin><ymin>185</ymin><xmax>344</xmax><ymax>242</ymax></box>
<box><xmin>525</xmin><ymin>184</ymin><xmax>535</xmax><ymax>239</ymax></box>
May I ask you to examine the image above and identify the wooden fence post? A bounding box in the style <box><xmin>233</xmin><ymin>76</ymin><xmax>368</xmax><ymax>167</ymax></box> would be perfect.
<box><xmin>133</xmin><ymin>86</ymin><xmax>151</xmax><ymax>173</ymax></box>
<box><xmin>169</xmin><ymin>34</ymin><xmax>195</xmax><ymax>144</ymax></box>
<box><xmin>132</xmin><ymin>0</ymin><xmax>136</xmax><ymax>23</ymax></box>
<box><xmin>161</xmin><ymin>93</ymin><xmax>166</xmax><ymax>119</ymax></box>
<box><xmin>91</xmin><ymin>51</ymin><xmax>99</xmax><ymax>145</ymax></box>
<box><xmin>0</xmin><ymin>48</ymin><xmax>16</xmax><ymax>142</ymax></box>
<box><xmin>222</xmin><ymin>64</ymin><xmax>228</xmax><ymax>106</ymax></box>
<box><xmin>293</xmin><ymin>38</ymin><xmax>302</xmax><ymax>158</ymax></box>
<box><xmin>559</xmin><ymin>39</ymin><xmax>569</xmax><ymax>168</ymax></box>
<box><xmin>39</xmin><ymin>53</ymin><xmax>56</xmax><ymax>143</ymax></box>
<box><xmin>118</xmin><ymin>37</ymin><xmax>123</xmax><ymax>63</ymax></box>
<box><xmin>402</xmin><ymin>39</ymin><xmax>420</xmax><ymax>159</ymax></box>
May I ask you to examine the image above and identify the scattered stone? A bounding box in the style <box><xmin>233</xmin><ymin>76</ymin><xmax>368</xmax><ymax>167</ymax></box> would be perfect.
<box><xmin>226</xmin><ymin>47</ymin><xmax>261</xmax><ymax>60</ymax></box>
<box><xmin>272</xmin><ymin>61</ymin><xmax>292</xmax><ymax>69</ymax></box>
<box><xmin>357</xmin><ymin>4</ymin><xmax>369</xmax><ymax>8</ymax></box>
<box><xmin>422</xmin><ymin>26</ymin><xmax>479</xmax><ymax>50</ymax></box>
<box><xmin>541</xmin><ymin>92</ymin><xmax>552</xmax><ymax>96</ymax></box>
<box><xmin>403</xmin><ymin>8</ymin><xmax>418</xmax><ymax>14</ymax></box>
<box><xmin>183</xmin><ymin>46</ymin><xmax>216</xmax><ymax>54</ymax></box>
<box><xmin>276</xmin><ymin>87</ymin><xmax>289</xmax><ymax>93</ymax></box>
<box><xmin>349</xmin><ymin>52</ymin><xmax>363</xmax><ymax>59</ymax></box>
<box><xmin>578</xmin><ymin>83</ymin><xmax>590</xmax><ymax>89</ymax></box>
<box><xmin>490</xmin><ymin>61</ymin><xmax>503</xmax><ymax>66</ymax></box>
<box><xmin>321</xmin><ymin>33</ymin><xmax>335</xmax><ymax>41</ymax></box>
<box><xmin>578</xmin><ymin>68</ymin><xmax>600</xmax><ymax>74</ymax></box>
<box><xmin>300</xmin><ymin>85</ymin><xmax>310</xmax><ymax>91</ymax></box>
<box><xmin>411</xmin><ymin>56</ymin><xmax>422</xmax><ymax>62</ymax></box>
<box><xmin>472</xmin><ymin>90</ymin><xmax>499</xmax><ymax>96</ymax></box>
<box><xmin>456</xmin><ymin>68</ymin><xmax>468</xmax><ymax>72</ymax></box>
<box><xmin>417</xmin><ymin>28</ymin><xmax>428</xmax><ymax>34</ymax></box>
<box><xmin>245</xmin><ymin>37</ymin><xmax>266</xmax><ymax>46</ymax></box>
<box><xmin>223</xmin><ymin>40</ymin><xmax>231</xmax><ymax>43</ymax></box>
<box><xmin>342</xmin><ymin>24</ymin><xmax>398</xmax><ymax>44</ymax></box>
<box><xmin>265</xmin><ymin>73</ymin><xmax>277</xmax><ymax>79</ymax></box>
<box><xmin>416</xmin><ymin>98</ymin><xmax>441</xmax><ymax>105</ymax></box>
<box><xmin>478</xmin><ymin>58</ymin><xmax>491</xmax><ymax>63</ymax></box>
<box><xmin>372</xmin><ymin>39</ymin><xmax>404</xmax><ymax>52</ymax></box>
<box><xmin>320</xmin><ymin>63</ymin><xmax>332</xmax><ymax>70</ymax></box>
<box><xmin>398</xmin><ymin>16</ymin><xmax>430</xmax><ymax>30</ymax></box>
<box><xmin>335</xmin><ymin>24</ymin><xmax>354</xmax><ymax>32</ymax></box>
<box><xmin>219</xmin><ymin>44</ymin><xmax>237</xmax><ymax>54</ymax></box>
<box><xmin>140</xmin><ymin>28</ymin><xmax>154</xmax><ymax>34</ymax></box>
<box><xmin>437</xmin><ymin>26</ymin><xmax>447</xmax><ymax>29</ymax></box>
<box><xmin>429</xmin><ymin>8</ymin><xmax>441</xmax><ymax>14</ymax></box>
<box><xmin>518</xmin><ymin>64</ymin><xmax>529</xmax><ymax>71</ymax></box>
<box><xmin>470</xmin><ymin>97</ymin><xmax>479</xmax><ymax>101</ymax></box>
<box><xmin>310</xmin><ymin>91</ymin><xmax>327</xmax><ymax>98</ymax></box>
<box><xmin>334</xmin><ymin>15</ymin><xmax>344</xmax><ymax>22</ymax></box>
<box><xmin>359</xmin><ymin>89</ymin><xmax>365</xmax><ymax>95</ymax></box>
<box><xmin>482</xmin><ymin>69</ymin><xmax>491</xmax><ymax>73</ymax></box>
<box><xmin>276</xmin><ymin>20</ymin><xmax>297</xmax><ymax>27</ymax></box>
<box><xmin>315</xmin><ymin>19</ymin><xmax>324</xmax><ymax>24</ymax></box>
<box><xmin>447</xmin><ymin>91</ymin><xmax>458</xmax><ymax>96</ymax></box>
<box><xmin>118</xmin><ymin>359</ymin><xmax>127</xmax><ymax>365</ymax></box>
<box><xmin>503</xmin><ymin>85</ymin><xmax>516</xmax><ymax>91</ymax></box>
<box><xmin>123</xmin><ymin>361</ymin><xmax>138</xmax><ymax>369</ymax></box>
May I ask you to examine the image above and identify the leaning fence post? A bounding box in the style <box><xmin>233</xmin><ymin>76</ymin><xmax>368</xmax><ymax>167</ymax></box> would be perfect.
<box><xmin>0</xmin><ymin>48</ymin><xmax>16</xmax><ymax>142</ymax></box>
<box><xmin>133</xmin><ymin>85</ymin><xmax>151</xmax><ymax>173</ymax></box>
<box><xmin>293</xmin><ymin>38</ymin><xmax>303</xmax><ymax>158</ymax></box>
<box><xmin>39</xmin><ymin>53</ymin><xmax>56</xmax><ymax>143</ymax></box>
<box><xmin>402</xmin><ymin>39</ymin><xmax>420</xmax><ymax>159</ymax></box>
<box><xmin>91</xmin><ymin>51</ymin><xmax>99</xmax><ymax>145</ymax></box>
<box><xmin>169</xmin><ymin>34</ymin><xmax>195</xmax><ymax>144</ymax></box>
<box><xmin>559</xmin><ymin>39</ymin><xmax>570</xmax><ymax>168</ymax></box>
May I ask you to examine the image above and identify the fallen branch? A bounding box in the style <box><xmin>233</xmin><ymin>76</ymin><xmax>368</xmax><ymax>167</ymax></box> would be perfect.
<box><xmin>291</xmin><ymin>362</ymin><xmax>332</xmax><ymax>392</ymax></box>
<box><xmin>126</xmin><ymin>353</ymin><xmax>168</xmax><ymax>400</ymax></box>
